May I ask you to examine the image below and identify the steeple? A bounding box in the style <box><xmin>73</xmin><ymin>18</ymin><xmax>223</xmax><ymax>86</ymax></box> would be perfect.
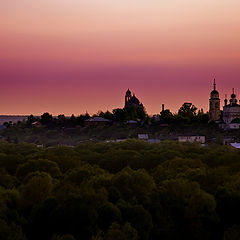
<box><xmin>224</xmin><ymin>94</ymin><xmax>228</xmax><ymax>106</ymax></box>
<box><xmin>231</xmin><ymin>88</ymin><xmax>236</xmax><ymax>98</ymax></box>
<box><xmin>230</xmin><ymin>88</ymin><xmax>237</xmax><ymax>104</ymax></box>
<box><xmin>125</xmin><ymin>89</ymin><xmax>132</xmax><ymax>107</ymax></box>
<box><xmin>209</xmin><ymin>78</ymin><xmax>220</xmax><ymax>122</ymax></box>
<box><xmin>126</xmin><ymin>88</ymin><xmax>131</xmax><ymax>94</ymax></box>
<box><xmin>210</xmin><ymin>78</ymin><xmax>219</xmax><ymax>97</ymax></box>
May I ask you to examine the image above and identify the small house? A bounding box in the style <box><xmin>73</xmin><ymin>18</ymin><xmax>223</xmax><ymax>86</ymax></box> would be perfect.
<box><xmin>84</xmin><ymin>117</ymin><xmax>111</xmax><ymax>126</ymax></box>
<box><xmin>230</xmin><ymin>143</ymin><xmax>240</xmax><ymax>149</ymax></box>
<box><xmin>229</xmin><ymin>123</ymin><xmax>240</xmax><ymax>129</ymax></box>
<box><xmin>178</xmin><ymin>135</ymin><xmax>206</xmax><ymax>144</ymax></box>
<box><xmin>138</xmin><ymin>134</ymin><xmax>149</xmax><ymax>141</ymax></box>
<box><xmin>32</xmin><ymin>121</ymin><xmax>42</xmax><ymax>127</ymax></box>
<box><xmin>126</xmin><ymin>120</ymin><xmax>137</xmax><ymax>126</ymax></box>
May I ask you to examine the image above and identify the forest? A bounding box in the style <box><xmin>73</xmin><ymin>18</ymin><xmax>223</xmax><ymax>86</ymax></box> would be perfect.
<box><xmin>1</xmin><ymin>139</ymin><xmax>240</xmax><ymax>240</ymax></box>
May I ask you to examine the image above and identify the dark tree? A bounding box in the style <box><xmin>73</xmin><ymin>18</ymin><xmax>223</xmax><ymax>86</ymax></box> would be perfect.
<box><xmin>178</xmin><ymin>103</ymin><xmax>197</xmax><ymax>118</ymax></box>
<box><xmin>40</xmin><ymin>113</ymin><xmax>53</xmax><ymax>125</ymax></box>
<box><xmin>160</xmin><ymin>109</ymin><xmax>173</xmax><ymax>123</ymax></box>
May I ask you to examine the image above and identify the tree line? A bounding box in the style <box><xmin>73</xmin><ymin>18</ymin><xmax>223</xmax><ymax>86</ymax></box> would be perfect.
<box><xmin>18</xmin><ymin>102</ymin><xmax>209</xmax><ymax>128</ymax></box>
<box><xmin>0</xmin><ymin>140</ymin><xmax>240</xmax><ymax>239</ymax></box>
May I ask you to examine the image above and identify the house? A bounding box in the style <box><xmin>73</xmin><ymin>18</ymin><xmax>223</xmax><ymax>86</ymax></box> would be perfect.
<box><xmin>229</xmin><ymin>123</ymin><xmax>240</xmax><ymax>129</ymax></box>
<box><xmin>178</xmin><ymin>135</ymin><xmax>206</xmax><ymax>144</ymax></box>
<box><xmin>84</xmin><ymin>117</ymin><xmax>111</xmax><ymax>126</ymax></box>
<box><xmin>126</xmin><ymin>120</ymin><xmax>137</xmax><ymax>126</ymax></box>
<box><xmin>116</xmin><ymin>139</ymin><xmax>128</xmax><ymax>143</ymax></box>
<box><xmin>37</xmin><ymin>144</ymin><xmax>44</xmax><ymax>148</ymax></box>
<box><xmin>230</xmin><ymin>143</ymin><xmax>240</xmax><ymax>149</ymax></box>
<box><xmin>138</xmin><ymin>134</ymin><xmax>149</xmax><ymax>141</ymax></box>
<box><xmin>219</xmin><ymin>122</ymin><xmax>240</xmax><ymax>130</ymax></box>
<box><xmin>32</xmin><ymin>121</ymin><xmax>42</xmax><ymax>127</ymax></box>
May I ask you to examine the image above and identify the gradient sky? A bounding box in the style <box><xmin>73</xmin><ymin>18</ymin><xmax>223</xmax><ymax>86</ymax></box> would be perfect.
<box><xmin>1</xmin><ymin>0</ymin><xmax>240</xmax><ymax>115</ymax></box>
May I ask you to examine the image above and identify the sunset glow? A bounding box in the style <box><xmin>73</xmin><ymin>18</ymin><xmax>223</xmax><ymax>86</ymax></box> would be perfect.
<box><xmin>1</xmin><ymin>0</ymin><xmax>240</xmax><ymax>115</ymax></box>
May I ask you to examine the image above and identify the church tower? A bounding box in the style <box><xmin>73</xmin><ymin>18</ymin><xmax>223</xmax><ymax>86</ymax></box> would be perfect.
<box><xmin>125</xmin><ymin>89</ymin><xmax>132</xmax><ymax>107</ymax></box>
<box><xmin>209</xmin><ymin>79</ymin><xmax>221</xmax><ymax>122</ymax></box>
<box><xmin>230</xmin><ymin>88</ymin><xmax>238</xmax><ymax>105</ymax></box>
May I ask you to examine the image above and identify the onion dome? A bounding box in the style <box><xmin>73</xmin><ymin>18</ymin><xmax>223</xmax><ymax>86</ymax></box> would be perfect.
<box><xmin>210</xmin><ymin>79</ymin><xmax>219</xmax><ymax>96</ymax></box>
<box><xmin>231</xmin><ymin>88</ymin><xmax>236</xmax><ymax>99</ymax></box>
<box><xmin>211</xmin><ymin>89</ymin><xmax>219</xmax><ymax>95</ymax></box>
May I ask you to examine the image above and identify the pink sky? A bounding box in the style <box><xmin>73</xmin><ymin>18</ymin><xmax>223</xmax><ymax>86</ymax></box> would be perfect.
<box><xmin>1</xmin><ymin>0</ymin><xmax>240</xmax><ymax>115</ymax></box>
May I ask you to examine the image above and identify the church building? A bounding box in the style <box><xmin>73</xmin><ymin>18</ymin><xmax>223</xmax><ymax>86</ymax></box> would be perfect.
<box><xmin>209</xmin><ymin>79</ymin><xmax>240</xmax><ymax>127</ymax></box>
<box><xmin>223</xmin><ymin>89</ymin><xmax>240</xmax><ymax>124</ymax></box>
<box><xmin>125</xmin><ymin>89</ymin><xmax>143</xmax><ymax>108</ymax></box>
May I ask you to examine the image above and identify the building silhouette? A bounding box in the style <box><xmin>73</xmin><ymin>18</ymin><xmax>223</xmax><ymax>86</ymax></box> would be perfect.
<box><xmin>125</xmin><ymin>89</ymin><xmax>143</xmax><ymax>108</ymax></box>
<box><xmin>209</xmin><ymin>80</ymin><xmax>240</xmax><ymax>128</ymax></box>
<box><xmin>223</xmin><ymin>88</ymin><xmax>240</xmax><ymax>124</ymax></box>
<box><xmin>209</xmin><ymin>79</ymin><xmax>221</xmax><ymax>122</ymax></box>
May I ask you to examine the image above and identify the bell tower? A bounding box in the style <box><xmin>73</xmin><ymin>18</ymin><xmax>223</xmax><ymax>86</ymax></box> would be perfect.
<box><xmin>125</xmin><ymin>89</ymin><xmax>132</xmax><ymax>107</ymax></box>
<box><xmin>209</xmin><ymin>79</ymin><xmax>221</xmax><ymax>122</ymax></box>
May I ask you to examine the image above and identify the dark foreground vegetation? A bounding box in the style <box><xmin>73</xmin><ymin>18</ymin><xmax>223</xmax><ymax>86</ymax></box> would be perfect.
<box><xmin>1</xmin><ymin>140</ymin><xmax>240</xmax><ymax>239</ymax></box>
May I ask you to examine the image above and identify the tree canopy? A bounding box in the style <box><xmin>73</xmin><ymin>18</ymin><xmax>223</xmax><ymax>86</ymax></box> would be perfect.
<box><xmin>0</xmin><ymin>140</ymin><xmax>239</xmax><ymax>239</ymax></box>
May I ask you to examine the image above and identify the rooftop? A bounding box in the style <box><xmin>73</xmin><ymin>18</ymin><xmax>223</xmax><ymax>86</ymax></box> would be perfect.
<box><xmin>230</xmin><ymin>143</ymin><xmax>240</xmax><ymax>149</ymax></box>
<box><xmin>85</xmin><ymin>117</ymin><xmax>111</xmax><ymax>122</ymax></box>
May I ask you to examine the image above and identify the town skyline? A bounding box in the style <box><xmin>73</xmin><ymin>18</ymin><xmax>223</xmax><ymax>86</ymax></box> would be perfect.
<box><xmin>0</xmin><ymin>80</ymin><xmax>239</xmax><ymax>116</ymax></box>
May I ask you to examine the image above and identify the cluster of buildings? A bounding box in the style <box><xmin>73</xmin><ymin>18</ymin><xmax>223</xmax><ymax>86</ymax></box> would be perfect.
<box><xmin>26</xmin><ymin>86</ymin><xmax>240</xmax><ymax>146</ymax></box>
<box><xmin>124</xmin><ymin>85</ymin><xmax>240</xmax><ymax>131</ymax></box>
<box><xmin>209</xmin><ymin>79</ymin><xmax>240</xmax><ymax>129</ymax></box>
<box><xmin>85</xmin><ymin>84</ymin><xmax>240</xmax><ymax>131</ymax></box>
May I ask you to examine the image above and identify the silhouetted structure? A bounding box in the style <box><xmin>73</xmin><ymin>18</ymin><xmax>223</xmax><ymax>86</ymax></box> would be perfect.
<box><xmin>125</xmin><ymin>89</ymin><xmax>143</xmax><ymax>108</ymax></box>
<box><xmin>84</xmin><ymin>117</ymin><xmax>111</xmax><ymax>126</ymax></box>
<box><xmin>209</xmin><ymin>79</ymin><xmax>221</xmax><ymax>122</ymax></box>
<box><xmin>209</xmin><ymin>80</ymin><xmax>240</xmax><ymax>128</ymax></box>
<box><xmin>223</xmin><ymin>88</ymin><xmax>240</xmax><ymax>124</ymax></box>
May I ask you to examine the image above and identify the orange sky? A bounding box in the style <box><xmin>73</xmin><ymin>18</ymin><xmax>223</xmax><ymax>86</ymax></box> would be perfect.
<box><xmin>1</xmin><ymin>0</ymin><xmax>240</xmax><ymax>115</ymax></box>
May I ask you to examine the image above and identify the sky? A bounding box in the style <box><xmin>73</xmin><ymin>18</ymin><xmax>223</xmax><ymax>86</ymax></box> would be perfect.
<box><xmin>1</xmin><ymin>0</ymin><xmax>240</xmax><ymax>115</ymax></box>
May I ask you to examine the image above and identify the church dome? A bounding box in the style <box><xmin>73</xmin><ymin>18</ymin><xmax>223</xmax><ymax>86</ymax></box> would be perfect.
<box><xmin>210</xmin><ymin>79</ymin><xmax>219</xmax><ymax>97</ymax></box>
<box><xmin>211</xmin><ymin>90</ymin><xmax>219</xmax><ymax>95</ymax></box>
<box><xmin>231</xmin><ymin>93</ymin><xmax>236</xmax><ymax>99</ymax></box>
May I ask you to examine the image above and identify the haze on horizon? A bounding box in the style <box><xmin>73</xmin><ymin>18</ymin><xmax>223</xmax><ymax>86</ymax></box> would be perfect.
<box><xmin>1</xmin><ymin>0</ymin><xmax>240</xmax><ymax>115</ymax></box>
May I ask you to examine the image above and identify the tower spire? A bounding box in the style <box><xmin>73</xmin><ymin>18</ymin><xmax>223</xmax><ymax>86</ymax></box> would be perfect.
<box><xmin>224</xmin><ymin>94</ymin><xmax>228</xmax><ymax>106</ymax></box>
<box><xmin>209</xmin><ymin>78</ymin><xmax>220</xmax><ymax>122</ymax></box>
<box><xmin>233</xmin><ymin>88</ymin><xmax>235</xmax><ymax>94</ymax></box>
